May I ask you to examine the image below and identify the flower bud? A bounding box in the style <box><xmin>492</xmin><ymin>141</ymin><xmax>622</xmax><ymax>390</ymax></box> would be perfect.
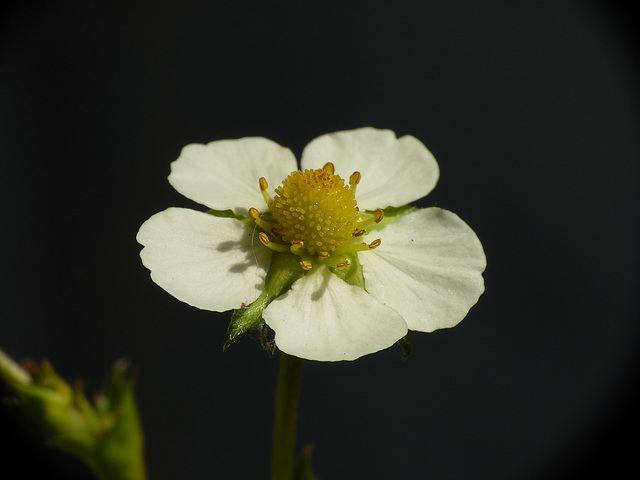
<box><xmin>0</xmin><ymin>349</ymin><xmax>147</xmax><ymax>480</ymax></box>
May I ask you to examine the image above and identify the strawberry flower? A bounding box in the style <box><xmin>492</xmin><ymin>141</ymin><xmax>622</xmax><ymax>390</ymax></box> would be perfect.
<box><xmin>137</xmin><ymin>127</ymin><xmax>485</xmax><ymax>361</ymax></box>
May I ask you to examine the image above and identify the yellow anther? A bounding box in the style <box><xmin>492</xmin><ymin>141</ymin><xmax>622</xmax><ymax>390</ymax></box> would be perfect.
<box><xmin>322</xmin><ymin>162</ymin><xmax>335</xmax><ymax>174</ymax></box>
<box><xmin>259</xmin><ymin>177</ymin><xmax>274</xmax><ymax>209</ymax></box>
<box><xmin>353</xmin><ymin>229</ymin><xmax>366</xmax><ymax>237</ymax></box>
<box><xmin>259</xmin><ymin>232</ymin><xmax>270</xmax><ymax>246</ymax></box>
<box><xmin>318</xmin><ymin>251</ymin><xmax>330</xmax><ymax>258</ymax></box>
<box><xmin>300</xmin><ymin>260</ymin><xmax>313</xmax><ymax>270</ymax></box>
<box><xmin>373</xmin><ymin>209</ymin><xmax>385</xmax><ymax>223</ymax></box>
<box><xmin>368</xmin><ymin>239</ymin><xmax>382</xmax><ymax>249</ymax></box>
<box><xmin>349</xmin><ymin>171</ymin><xmax>361</xmax><ymax>195</ymax></box>
<box><xmin>290</xmin><ymin>240</ymin><xmax>305</xmax><ymax>255</ymax></box>
<box><xmin>250</xmin><ymin>208</ymin><xmax>275</xmax><ymax>232</ymax></box>
<box><xmin>335</xmin><ymin>260</ymin><xmax>350</xmax><ymax>269</ymax></box>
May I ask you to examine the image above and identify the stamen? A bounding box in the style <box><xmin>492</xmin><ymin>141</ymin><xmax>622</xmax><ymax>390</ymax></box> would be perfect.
<box><xmin>335</xmin><ymin>260</ymin><xmax>350</xmax><ymax>269</ymax></box>
<box><xmin>349</xmin><ymin>171</ymin><xmax>361</xmax><ymax>195</ymax></box>
<box><xmin>347</xmin><ymin>239</ymin><xmax>382</xmax><ymax>253</ymax></box>
<box><xmin>300</xmin><ymin>260</ymin><xmax>313</xmax><ymax>270</ymax></box>
<box><xmin>258</xmin><ymin>232</ymin><xmax>269</xmax><ymax>245</ymax></box>
<box><xmin>321</xmin><ymin>253</ymin><xmax>351</xmax><ymax>269</ymax></box>
<box><xmin>258</xmin><ymin>232</ymin><xmax>290</xmax><ymax>253</ymax></box>
<box><xmin>356</xmin><ymin>209</ymin><xmax>386</xmax><ymax>230</ymax></box>
<box><xmin>290</xmin><ymin>240</ymin><xmax>305</xmax><ymax>256</ymax></box>
<box><xmin>249</xmin><ymin>207</ymin><xmax>275</xmax><ymax>232</ymax></box>
<box><xmin>259</xmin><ymin>177</ymin><xmax>274</xmax><ymax>208</ymax></box>
<box><xmin>318</xmin><ymin>251</ymin><xmax>330</xmax><ymax>258</ymax></box>
<box><xmin>322</xmin><ymin>162</ymin><xmax>335</xmax><ymax>174</ymax></box>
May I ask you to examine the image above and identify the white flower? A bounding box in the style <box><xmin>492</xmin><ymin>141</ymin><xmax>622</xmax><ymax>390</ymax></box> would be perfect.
<box><xmin>137</xmin><ymin>127</ymin><xmax>486</xmax><ymax>361</ymax></box>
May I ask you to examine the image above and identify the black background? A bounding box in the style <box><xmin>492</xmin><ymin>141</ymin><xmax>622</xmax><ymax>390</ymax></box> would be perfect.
<box><xmin>1</xmin><ymin>1</ymin><xmax>638</xmax><ymax>479</ymax></box>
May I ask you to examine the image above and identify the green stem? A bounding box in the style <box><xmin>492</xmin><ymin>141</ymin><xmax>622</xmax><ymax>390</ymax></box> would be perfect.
<box><xmin>271</xmin><ymin>352</ymin><xmax>304</xmax><ymax>480</ymax></box>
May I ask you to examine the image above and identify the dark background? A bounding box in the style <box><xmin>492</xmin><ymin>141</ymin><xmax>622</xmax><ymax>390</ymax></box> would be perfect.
<box><xmin>1</xmin><ymin>1</ymin><xmax>638</xmax><ymax>479</ymax></box>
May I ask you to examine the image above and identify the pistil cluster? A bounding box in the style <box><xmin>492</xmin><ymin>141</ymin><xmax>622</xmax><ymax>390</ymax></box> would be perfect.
<box><xmin>249</xmin><ymin>162</ymin><xmax>384</xmax><ymax>270</ymax></box>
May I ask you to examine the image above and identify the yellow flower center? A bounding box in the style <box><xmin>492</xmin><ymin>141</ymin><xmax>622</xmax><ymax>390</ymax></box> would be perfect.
<box><xmin>249</xmin><ymin>162</ymin><xmax>383</xmax><ymax>270</ymax></box>
<box><xmin>271</xmin><ymin>167</ymin><xmax>358</xmax><ymax>255</ymax></box>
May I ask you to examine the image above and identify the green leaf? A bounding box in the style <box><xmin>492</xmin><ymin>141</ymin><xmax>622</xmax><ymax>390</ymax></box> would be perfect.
<box><xmin>223</xmin><ymin>252</ymin><xmax>308</xmax><ymax>350</ymax></box>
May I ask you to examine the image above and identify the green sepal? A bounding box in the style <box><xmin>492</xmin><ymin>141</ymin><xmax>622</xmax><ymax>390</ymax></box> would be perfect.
<box><xmin>397</xmin><ymin>334</ymin><xmax>412</xmax><ymax>360</ymax></box>
<box><xmin>365</xmin><ymin>204</ymin><xmax>417</xmax><ymax>233</ymax></box>
<box><xmin>293</xmin><ymin>446</ymin><xmax>318</xmax><ymax>480</ymax></box>
<box><xmin>206</xmin><ymin>208</ymin><xmax>253</xmax><ymax>226</ymax></box>
<box><xmin>223</xmin><ymin>252</ymin><xmax>308</xmax><ymax>351</ymax></box>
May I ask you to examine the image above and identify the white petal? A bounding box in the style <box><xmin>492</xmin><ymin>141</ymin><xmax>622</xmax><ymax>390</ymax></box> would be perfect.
<box><xmin>136</xmin><ymin>208</ymin><xmax>270</xmax><ymax>311</ymax></box>
<box><xmin>360</xmin><ymin>208</ymin><xmax>486</xmax><ymax>332</ymax></box>
<box><xmin>263</xmin><ymin>265</ymin><xmax>408</xmax><ymax>361</ymax></box>
<box><xmin>300</xmin><ymin>127</ymin><xmax>439</xmax><ymax>210</ymax></box>
<box><xmin>168</xmin><ymin>137</ymin><xmax>298</xmax><ymax>214</ymax></box>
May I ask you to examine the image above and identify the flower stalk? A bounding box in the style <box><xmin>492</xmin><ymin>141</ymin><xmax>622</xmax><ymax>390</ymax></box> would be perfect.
<box><xmin>271</xmin><ymin>352</ymin><xmax>304</xmax><ymax>480</ymax></box>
